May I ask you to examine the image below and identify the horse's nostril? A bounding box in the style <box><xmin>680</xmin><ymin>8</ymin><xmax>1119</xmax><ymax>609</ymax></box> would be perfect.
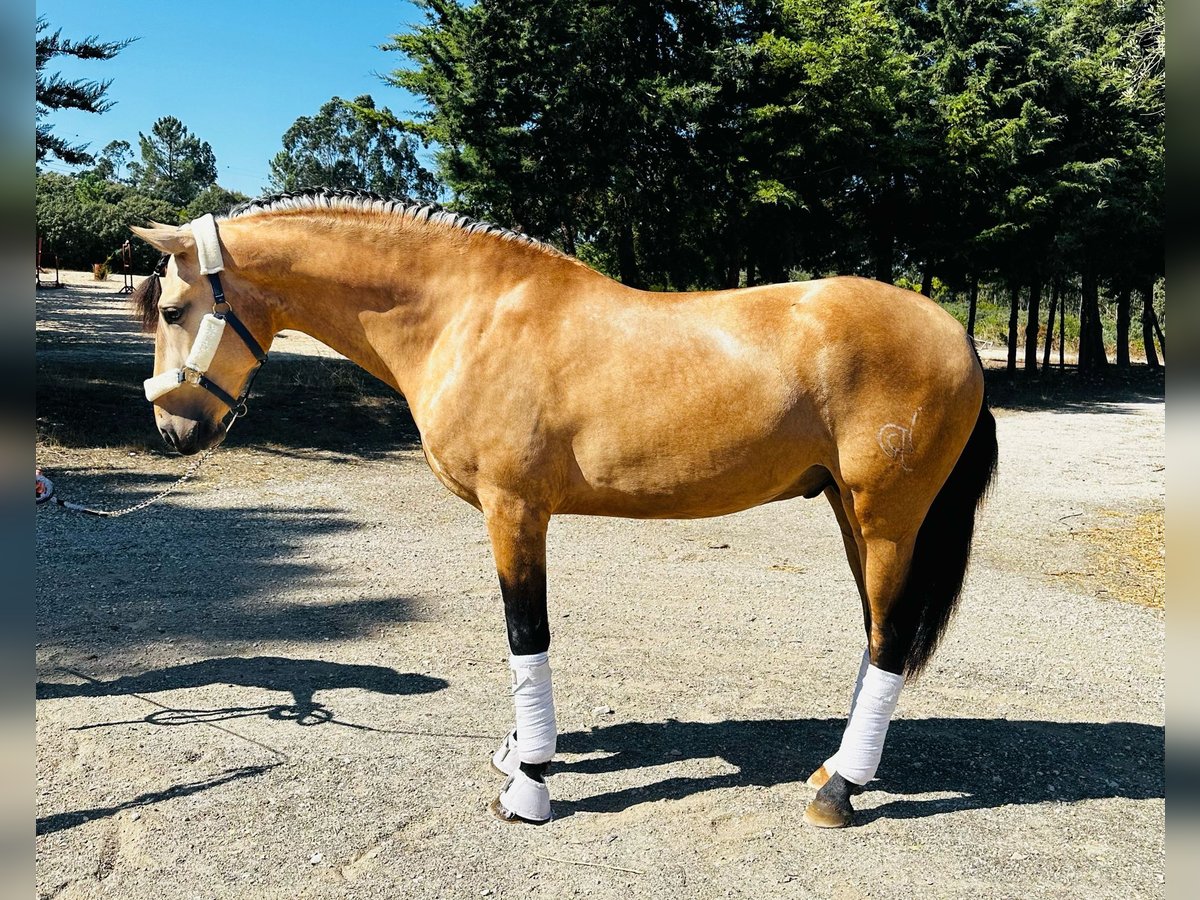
<box><xmin>159</xmin><ymin>427</ymin><xmax>175</xmax><ymax>449</ymax></box>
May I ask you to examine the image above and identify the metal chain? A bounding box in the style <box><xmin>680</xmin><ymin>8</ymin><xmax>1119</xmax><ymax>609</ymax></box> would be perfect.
<box><xmin>50</xmin><ymin>446</ymin><xmax>217</xmax><ymax>518</ymax></box>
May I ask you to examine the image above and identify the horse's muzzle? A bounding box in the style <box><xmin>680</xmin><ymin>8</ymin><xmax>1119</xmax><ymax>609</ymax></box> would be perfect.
<box><xmin>158</xmin><ymin>417</ymin><xmax>225</xmax><ymax>456</ymax></box>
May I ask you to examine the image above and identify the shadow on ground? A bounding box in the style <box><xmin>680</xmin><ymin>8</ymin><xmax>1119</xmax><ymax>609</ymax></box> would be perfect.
<box><xmin>35</xmin><ymin>658</ymin><xmax>450</xmax><ymax>836</ymax></box>
<box><xmin>37</xmin><ymin>656</ymin><xmax>447</xmax><ymax>726</ymax></box>
<box><xmin>983</xmin><ymin>364</ymin><xmax>1164</xmax><ymax>414</ymax></box>
<box><xmin>36</xmin><ymin>763</ymin><xmax>281</xmax><ymax>836</ymax></box>
<box><xmin>555</xmin><ymin>716</ymin><xmax>1163</xmax><ymax>822</ymax></box>
<box><xmin>37</xmin><ymin>342</ymin><xmax>420</xmax><ymax>457</ymax></box>
<box><xmin>35</xmin><ymin>468</ymin><xmax>423</xmax><ymax>654</ymax></box>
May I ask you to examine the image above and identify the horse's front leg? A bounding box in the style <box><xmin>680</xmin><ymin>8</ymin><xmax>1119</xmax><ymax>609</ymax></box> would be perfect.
<box><xmin>483</xmin><ymin>497</ymin><xmax>556</xmax><ymax>824</ymax></box>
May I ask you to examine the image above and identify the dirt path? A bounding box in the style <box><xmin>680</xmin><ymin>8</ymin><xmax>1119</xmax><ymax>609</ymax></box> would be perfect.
<box><xmin>36</xmin><ymin>275</ymin><xmax>1164</xmax><ymax>899</ymax></box>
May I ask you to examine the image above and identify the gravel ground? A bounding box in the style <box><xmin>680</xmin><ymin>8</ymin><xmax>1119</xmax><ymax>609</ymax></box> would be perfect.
<box><xmin>36</xmin><ymin>274</ymin><xmax>1164</xmax><ymax>899</ymax></box>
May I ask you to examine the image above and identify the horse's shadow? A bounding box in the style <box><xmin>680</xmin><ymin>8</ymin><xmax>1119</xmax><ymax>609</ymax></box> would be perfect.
<box><xmin>553</xmin><ymin>716</ymin><xmax>1163</xmax><ymax>822</ymax></box>
<box><xmin>36</xmin><ymin>656</ymin><xmax>447</xmax><ymax>728</ymax></box>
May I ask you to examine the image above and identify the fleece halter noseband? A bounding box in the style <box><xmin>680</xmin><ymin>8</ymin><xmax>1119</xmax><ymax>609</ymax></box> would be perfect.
<box><xmin>141</xmin><ymin>214</ymin><xmax>268</xmax><ymax>424</ymax></box>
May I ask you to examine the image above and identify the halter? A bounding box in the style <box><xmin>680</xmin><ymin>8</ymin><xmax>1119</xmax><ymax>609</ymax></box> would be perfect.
<box><xmin>142</xmin><ymin>214</ymin><xmax>268</xmax><ymax>426</ymax></box>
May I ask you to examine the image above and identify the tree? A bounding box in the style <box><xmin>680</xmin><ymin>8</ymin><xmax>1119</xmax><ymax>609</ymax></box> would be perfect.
<box><xmin>35</xmin><ymin>17</ymin><xmax>132</xmax><ymax>165</ymax></box>
<box><xmin>130</xmin><ymin>116</ymin><xmax>217</xmax><ymax>206</ymax></box>
<box><xmin>90</xmin><ymin>139</ymin><xmax>132</xmax><ymax>182</ymax></box>
<box><xmin>379</xmin><ymin>0</ymin><xmax>1164</xmax><ymax>358</ymax></box>
<box><xmin>268</xmin><ymin>95</ymin><xmax>436</xmax><ymax>200</ymax></box>
<box><xmin>182</xmin><ymin>184</ymin><xmax>250</xmax><ymax>221</ymax></box>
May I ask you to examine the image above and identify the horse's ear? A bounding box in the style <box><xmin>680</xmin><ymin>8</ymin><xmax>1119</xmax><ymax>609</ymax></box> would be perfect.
<box><xmin>130</xmin><ymin>222</ymin><xmax>195</xmax><ymax>255</ymax></box>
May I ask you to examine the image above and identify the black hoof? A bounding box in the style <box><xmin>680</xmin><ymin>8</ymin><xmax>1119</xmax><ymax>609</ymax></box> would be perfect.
<box><xmin>804</xmin><ymin>772</ymin><xmax>859</xmax><ymax>828</ymax></box>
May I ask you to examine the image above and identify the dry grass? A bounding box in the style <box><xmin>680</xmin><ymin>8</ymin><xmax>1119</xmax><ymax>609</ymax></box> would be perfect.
<box><xmin>1074</xmin><ymin>508</ymin><xmax>1165</xmax><ymax>609</ymax></box>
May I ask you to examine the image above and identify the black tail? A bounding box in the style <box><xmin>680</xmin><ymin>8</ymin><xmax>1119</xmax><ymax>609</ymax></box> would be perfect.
<box><xmin>898</xmin><ymin>391</ymin><xmax>998</xmax><ymax>678</ymax></box>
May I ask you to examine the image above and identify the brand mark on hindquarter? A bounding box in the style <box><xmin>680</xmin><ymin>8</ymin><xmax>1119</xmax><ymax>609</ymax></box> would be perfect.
<box><xmin>877</xmin><ymin>408</ymin><xmax>921</xmax><ymax>472</ymax></box>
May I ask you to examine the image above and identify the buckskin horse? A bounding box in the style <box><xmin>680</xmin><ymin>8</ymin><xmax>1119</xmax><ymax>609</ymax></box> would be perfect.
<box><xmin>131</xmin><ymin>189</ymin><xmax>996</xmax><ymax>828</ymax></box>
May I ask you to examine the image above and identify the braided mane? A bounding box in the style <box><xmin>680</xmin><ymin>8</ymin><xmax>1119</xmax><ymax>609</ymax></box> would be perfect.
<box><xmin>223</xmin><ymin>187</ymin><xmax>574</xmax><ymax>261</ymax></box>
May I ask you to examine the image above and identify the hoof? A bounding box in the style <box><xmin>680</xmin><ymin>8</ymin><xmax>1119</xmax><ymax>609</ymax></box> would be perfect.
<box><xmin>489</xmin><ymin>796</ymin><xmax>550</xmax><ymax>825</ymax></box>
<box><xmin>804</xmin><ymin>771</ymin><xmax>858</xmax><ymax>828</ymax></box>
<box><xmin>803</xmin><ymin>796</ymin><xmax>854</xmax><ymax>828</ymax></box>
<box><xmin>806</xmin><ymin>764</ymin><xmax>832</xmax><ymax>789</ymax></box>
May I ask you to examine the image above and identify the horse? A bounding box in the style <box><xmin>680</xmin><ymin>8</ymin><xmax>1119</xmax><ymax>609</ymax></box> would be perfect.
<box><xmin>130</xmin><ymin>189</ymin><xmax>997</xmax><ymax>829</ymax></box>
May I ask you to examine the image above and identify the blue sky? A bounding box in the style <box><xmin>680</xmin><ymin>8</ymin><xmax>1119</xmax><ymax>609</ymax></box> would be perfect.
<box><xmin>36</xmin><ymin>0</ymin><xmax>430</xmax><ymax>196</ymax></box>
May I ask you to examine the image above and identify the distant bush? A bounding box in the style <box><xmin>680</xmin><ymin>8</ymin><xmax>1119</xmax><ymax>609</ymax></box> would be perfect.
<box><xmin>35</xmin><ymin>172</ymin><xmax>247</xmax><ymax>274</ymax></box>
<box><xmin>36</xmin><ymin>172</ymin><xmax>180</xmax><ymax>273</ymax></box>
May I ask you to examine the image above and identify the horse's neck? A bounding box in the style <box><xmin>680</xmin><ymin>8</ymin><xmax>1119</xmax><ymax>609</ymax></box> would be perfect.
<box><xmin>229</xmin><ymin>214</ymin><xmax>533</xmax><ymax>398</ymax></box>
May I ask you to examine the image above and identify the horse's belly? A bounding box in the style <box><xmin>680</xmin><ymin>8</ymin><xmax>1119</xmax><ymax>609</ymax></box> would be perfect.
<box><xmin>559</xmin><ymin>435</ymin><xmax>830</xmax><ymax>519</ymax></box>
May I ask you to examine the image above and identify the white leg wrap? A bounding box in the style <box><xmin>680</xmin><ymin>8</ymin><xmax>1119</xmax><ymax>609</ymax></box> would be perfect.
<box><xmin>491</xmin><ymin>730</ymin><xmax>520</xmax><ymax>777</ymax></box>
<box><xmin>822</xmin><ymin>647</ymin><xmax>870</xmax><ymax>775</ymax></box>
<box><xmin>829</xmin><ymin>664</ymin><xmax>904</xmax><ymax>786</ymax></box>
<box><xmin>497</xmin><ymin>769</ymin><xmax>552</xmax><ymax>822</ymax></box>
<box><xmin>509</xmin><ymin>652</ymin><xmax>557</xmax><ymax>765</ymax></box>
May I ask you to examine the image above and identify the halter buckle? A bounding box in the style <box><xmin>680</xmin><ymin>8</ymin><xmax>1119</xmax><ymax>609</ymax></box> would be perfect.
<box><xmin>181</xmin><ymin>365</ymin><xmax>204</xmax><ymax>386</ymax></box>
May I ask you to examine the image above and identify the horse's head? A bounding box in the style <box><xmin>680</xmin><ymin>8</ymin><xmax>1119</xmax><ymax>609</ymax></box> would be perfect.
<box><xmin>131</xmin><ymin>218</ymin><xmax>271</xmax><ymax>455</ymax></box>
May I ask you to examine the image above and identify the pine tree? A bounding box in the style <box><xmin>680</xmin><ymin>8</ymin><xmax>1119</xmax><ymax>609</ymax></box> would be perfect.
<box><xmin>35</xmin><ymin>17</ymin><xmax>132</xmax><ymax>165</ymax></box>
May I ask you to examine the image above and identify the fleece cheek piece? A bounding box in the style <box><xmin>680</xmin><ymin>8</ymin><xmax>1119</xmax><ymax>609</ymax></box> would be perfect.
<box><xmin>190</xmin><ymin>213</ymin><xmax>225</xmax><ymax>275</ymax></box>
<box><xmin>143</xmin><ymin>314</ymin><xmax>227</xmax><ymax>403</ymax></box>
<box><xmin>184</xmin><ymin>314</ymin><xmax>227</xmax><ymax>371</ymax></box>
<box><xmin>509</xmin><ymin>652</ymin><xmax>557</xmax><ymax>765</ymax></box>
<box><xmin>144</xmin><ymin>370</ymin><xmax>184</xmax><ymax>402</ymax></box>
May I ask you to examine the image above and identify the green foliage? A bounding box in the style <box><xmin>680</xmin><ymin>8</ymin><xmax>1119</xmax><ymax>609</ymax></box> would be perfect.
<box><xmin>90</xmin><ymin>140</ymin><xmax>133</xmax><ymax>183</ymax></box>
<box><xmin>36</xmin><ymin>17</ymin><xmax>132</xmax><ymax>165</ymax></box>
<box><xmin>131</xmin><ymin>116</ymin><xmax>218</xmax><ymax>206</ymax></box>
<box><xmin>268</xmin><ymin>95</ymin><xmax>436</xmax><ymax>199</ymax></box>
<box><xmin>37</xmin><ymin>172</ymin><xmax>180</xmax><ymax>272</ymax></box>
<box><xmin>182</xmin><ymin>184</ymin><xmax>250</xmax><ymax>221</ymax></box>
<box><xmin>382</xmin><ymin>0</ymin><xmax>1163</xmax><ymax>328</ymax></box>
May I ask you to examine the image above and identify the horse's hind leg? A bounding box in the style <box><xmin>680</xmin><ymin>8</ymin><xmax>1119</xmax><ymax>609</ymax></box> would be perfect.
<box><xmin>805</xmin><ymin>530</ymin><xmax>916</xmax><ymax>828</ymax></box>
<box><xmin>482</xmin><ymin>496</ymin><xmax>558</xmax><ymax>824</ymax></box>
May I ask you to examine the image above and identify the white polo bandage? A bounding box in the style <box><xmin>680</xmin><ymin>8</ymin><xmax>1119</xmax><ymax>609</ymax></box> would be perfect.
<box><xmin>509</xmin><ymin>652</ymin><xmax>557</xmax><ymax>765</ymax></box>
<box><xmin>821</xmin><ymin>647</ymin><xmax>870</xmax><ymax>776</ymax></box>
<box><xmin>828</xmin><ymin>664</ymin><xmax>904</xmax><ymax>785</ymax></box>
<box><xmin>190</xmin><ymin>213</ymin><xmax>225</xmax><ymax>274</ymax></box>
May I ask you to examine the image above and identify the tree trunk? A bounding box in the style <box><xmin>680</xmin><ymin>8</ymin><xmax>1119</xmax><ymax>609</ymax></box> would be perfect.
<box><xmin>920</xmin><ymin>263</ymin><xmax>934</xmax><ymax>298</ymax></box>
<box><xmin>1024</xmin><ymin>279</ymin><xmax>1041</xmax><ymax>373</ymax></box>
<box><xmin>872</xmin><ymin>230</ymin><xmax>894</xmax><ymax>284</ymax></box>
<box><xmin>1141</xmin><ymin>281</ymin><xmax>1161</xmax><ymax>368</ymax></box>
<box><xmin>1042</xmin><ymin>279</ymin><xmax>1059</xmax><ymax>370</ymax></box>
<box><xmin>1077</xmin><ymin>267</ymin><xmax>1108</xmax><ymax>371</ymax></box>
<box><xmin>1115</xmin><ymin>285</ymin><xmax>1131</xmax><ymax>367</ymax></box>
<box><xmin>616</xmin><ymin>220</ymin><xmax>645</xmax><ymax>290</ymax></box>
<box><xmin>1006</xmin><ymin>283</ymin><xmax>1020</xmax><ymax>375</ymax></box>
<box><xmin>1059</xmin><ymin>282</ymin><xmax>1066</xmax><ymax>369</ymax></box>
<box><xmin>723</xmin><ymin>232</ymin><xmax>742</xmax><ymax>288</ymax></box>
<box><xmin>966</xmin><ymin>277</ymin><xmax>979</xmax><ymax>338</ymax></box>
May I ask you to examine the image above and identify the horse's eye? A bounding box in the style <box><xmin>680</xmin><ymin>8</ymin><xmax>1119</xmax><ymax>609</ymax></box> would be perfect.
<box><xmin>161</xmin><ymin>307</ymin><xmax>185</xmax><ymax>325</ymax></box>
